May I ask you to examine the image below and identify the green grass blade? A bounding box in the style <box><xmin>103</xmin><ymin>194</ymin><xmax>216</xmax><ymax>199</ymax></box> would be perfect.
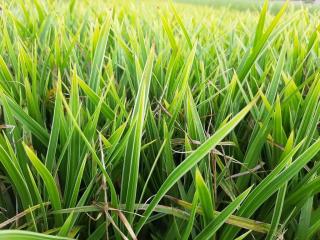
<box><xmin>23</xmin><ymin>143</ymin><xmax>63</xmax><ymax>225</ymax></box>
<box><xmin>195</xmin><ymin>168</ymin><xmax>214</xmax><ymax>224</ymax></box>
<box><xmin>121</xmin><ymin>47</ymin><xmax>155</xmax><ymax>223</ymax></box>
<box><xmin>194</xmin><ymin>187</ymin><xmax>252</xmax><ymax>240</ymax></box>
<box><xmin>0</xmin><ymin>230</ymin><xmax>72</xmax><ymax>240</ymax></box>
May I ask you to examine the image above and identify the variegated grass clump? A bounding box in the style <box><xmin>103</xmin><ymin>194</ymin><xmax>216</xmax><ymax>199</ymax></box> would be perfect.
<box><xmin>0</xmin><ymin>0</ymin><xmax>320</xmax><ymax>239</ymax></box>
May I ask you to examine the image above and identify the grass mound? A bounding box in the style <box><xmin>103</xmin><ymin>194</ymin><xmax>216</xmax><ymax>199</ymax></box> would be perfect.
<box><xmin>0</xmin><ymin>0</ymin><xmax>320</xmax><ymax>239</ymax></box>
